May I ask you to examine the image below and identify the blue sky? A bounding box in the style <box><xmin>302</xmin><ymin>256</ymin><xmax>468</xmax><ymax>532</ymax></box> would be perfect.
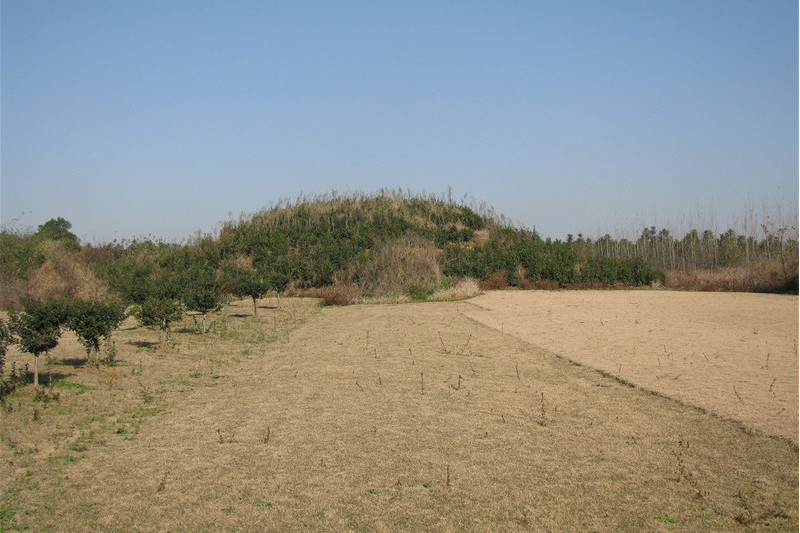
<box><xmin>2</xmin><ymin>1</ymin><xmax>797</xmax><ymax>243</ymax></box>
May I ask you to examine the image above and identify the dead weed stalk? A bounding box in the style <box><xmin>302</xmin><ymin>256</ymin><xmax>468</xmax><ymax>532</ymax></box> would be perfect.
<box><xmin>538</xmin><ymin>392</ymin><xmax>547</xmax><ymax>427</ymax></box>
<box><xmin>216</xmin><ymin>428</ymin><xmax>234</xmax><ymax>444</ymax></box>
<box><xmin>456</xmin><ymin>334</ymin><xmax>471</xmax><ymax>356</ymax></box>
<box><xmin>156</xmin><ymin>471</ymin><xmax>170</xmax><ymax>492</ymax></box>
<box><xmin>673</xmin><ymin>440</ymin><xmax>706</xmax><ymax>499</ymax></box>
<box><xmin>438</xmin><ymin>332</ymin><xmax>450</xmax><ymax>354</ymax></box>
<box><xmin>137</xmin><ymin>380</ymin><xmax>152</xmax><ymax>404</ymax></box>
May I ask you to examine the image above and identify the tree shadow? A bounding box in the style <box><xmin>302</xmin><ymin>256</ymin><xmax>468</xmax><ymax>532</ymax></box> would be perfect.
<box><xmin>43</xmin><ymin>371</ymin><xmax>75</xmax><ymax>383</ymax></box>
<box><xmin>59</xmin><ymin>357</ymin><xmax>88</xmax><ymax>368</ymax></box>
<box><xmin>129</xmin><ymin>340</ymin><xmax>160</xmax><ymax>349</ymax></box>
<box><xmin>231</xmin><ymin>305</ymin><xmax>275</xmax><ymax>317</ymax></box>
<box><xmin>12</xmin><ymin>370</ymin><xmax>76</xmax><ymax>386</ymax></box>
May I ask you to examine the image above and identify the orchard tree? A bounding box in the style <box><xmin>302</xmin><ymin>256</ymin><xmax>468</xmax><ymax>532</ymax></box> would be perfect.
<box><xmin>136</xmin><ymin>297</ymin><xmax>183</xmax><ymax>345</ymax></box>
<box><xmin>229</xmin><ymin>270</ymin><xmax>271</xmax><ymax>316</ymax></box>
<box><xmin>9</xmin><ymin>299</ymin><xmax>66</xmax><ymax>387</ymax></box>
<box><xmin>181</xmin><ymin>267</ymin><xmax>225</xmax><ymax>333</ymax></box>
<box><xmin>267</xmin><ymin>272</ymin><xmax>290</xmax><ymax>308</ymax></box>
<box><xmin>269</xmin><ymin>273</ymin><xmax>290</xmax><ymax>294</ymax></box>
<box><xmin>66</xmin><ymin>299</ymin><xmax>126</xmax><ymax>365</ymax></box>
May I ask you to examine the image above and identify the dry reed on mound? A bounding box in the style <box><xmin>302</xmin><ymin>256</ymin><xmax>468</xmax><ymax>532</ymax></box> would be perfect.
<box><xmin>429</xmin><ymin>278</ymin><xmax>481</xmax><ymax>301</ymax></box>
<box><xmin>4</xmin><ymin>246</ymin><xmax>115</xmax><ymax>308</ymax></box>
<box><xmin>337</xmin><ymin>235</ymin><xmax>443</xmax><ymax>297</ymax></box>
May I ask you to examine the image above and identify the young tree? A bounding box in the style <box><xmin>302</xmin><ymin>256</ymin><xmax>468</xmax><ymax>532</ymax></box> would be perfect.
<box><xmin>229</xmin><ymin>271</ymin><xmax>271</xmax><ymax>316</ymax></box>
<box><xmin>135</xmin><ymin>297</ymin><xmax>183</xmax><ymax>345</ymax></box>
<box><xmin>65</xmin><ymin>299</ymin><xmax>126</xmax><ymax>365</ymax></box>
<box><xmin>176</xmin><ymin>262</ymin><xmax>226</xmax><ymax>333</ymax></box>
<box><xmin>9</xmin><ymin>299</ymin><xmax>66</xmax><ymax>387</ymax></box>
<box><xmin>269</xmin><ymin>273</ymin><xmax>291</xmax><ymax>294</ymax></box>
<box><xmin>182</xmin><ymin>278</ymin><xmax>225</xmax><ymax>333</ymax></box>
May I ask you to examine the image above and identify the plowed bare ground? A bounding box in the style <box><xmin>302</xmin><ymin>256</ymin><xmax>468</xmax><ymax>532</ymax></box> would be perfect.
<box><xmin>1</xmin><ymin>295</ymin><xmax>797</xmax><ymax>531</ymax></box>
<box><xmin>465</xmin><ymin>290</ymin><xmax>799</xmax><ymax>443</ymax></box>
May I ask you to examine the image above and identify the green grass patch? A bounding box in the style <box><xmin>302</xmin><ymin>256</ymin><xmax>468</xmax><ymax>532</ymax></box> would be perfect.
<box><xmin>52</xmin><ymin>379</ymin><xmax>94</xmax><ymax>393</ymax></box>
<box><xmin>408</xmin><ymin>284</ymin><xmax>434</xmax><ymax>302</ymax></box>
<box><xmin>220</xmin><ymin>330</ymin><xmax>277</xmax><ymax>344</ymax></box>
<box><xmin>46</xmin><ymin>453</ymin><xmax>79</xmax><ymax>466</ymax></box>
<box><xmin>0</xmin><ymin>507</ymin><xmax>26</xmax><ymax>532</ymax></box>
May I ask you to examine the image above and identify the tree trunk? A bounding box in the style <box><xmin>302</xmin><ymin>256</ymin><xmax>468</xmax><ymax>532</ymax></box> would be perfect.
<box><xmin>33</xmin><ymin>354</ymin><xmax>39</xmax><ymax>388</ymax></box>
<box><xmin>88</xmin><ymin>342</ymin><xmax>98</xmax><ymax>366</ymax></box>
<box><xmin>252</xmin><ymin>296</ymin><xmax>258</xmax><ymax>316</ymax></box>
<box><xmin>202</xmin><ymin>313</ymin><xmax>207</xmax><ymax>334</ymax></box>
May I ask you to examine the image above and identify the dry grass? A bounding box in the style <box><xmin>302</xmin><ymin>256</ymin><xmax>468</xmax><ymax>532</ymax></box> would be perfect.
<box><xmin>478</xmin><ymin>271</ymin><xmax>509</xmax><ymax>290</ymax></box>
<box><xmin>338</xmin><ymin>235</ymin><xmax>443</xmax><ymax>297</ymax></box>
<box><xmin>665</xmin><ymin>260</ymin><xmax>799</xmax><ymax>294</ymax></box>
<box><xmin>2</xmin><ymin>245</ymin><xmax>115</xmax><ymax>309</ymax></box>
<box><xmin>429</xmin><ymin>278</ymin><xmax>481</xmax><ymax>301</ymax></box>
<box><xmin>313</xmin><ymin>285</ymin><xmax>359</xmax><ymax>306</ymax></box>
<box><xmin>310</xmin><ymin>276</ymin><xmax>480</xmax><ymax>306</ymax></box>
<box><xmin>304</xmin><ymin>236</ymin><xmax>449</xmax><ymax>305</ymax></box>
<box><xmin>0</xmin><ymin>295</ymin><xmax>797</xmax><ymax>531</ymax></box>
<box><xmin>518</xmin><ymin>278</ymin><xmax>560</xmax><ymax>290</ymax></box>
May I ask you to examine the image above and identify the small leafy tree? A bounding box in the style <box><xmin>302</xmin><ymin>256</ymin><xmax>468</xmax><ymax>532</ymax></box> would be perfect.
<box><xmin>9</xmin><ymin>299</ymin><xmax>66</xmax><ymax>387</ymax></box>
<box><xmin>65</xmin><ymin>299</ymin><xmax>127</xmax><ymax>365</ymax></box>
<box><xmin>267</xmin><ymin>272</ymin><xmax>290</xmax><ymax>307</ymax></box>
<box><xmin>269</xmin><ymin>273</ymin><xmax>290</xmax><ymax>293</ymax></box>
<box><xmin>135</xmin><ymin>297</ymin><xmax>183</xmax><ymax>345</ymax></box>
<box><xmin>229</xmin><ymin>271</ymin><xmax>271</xmax><ymax>316</ymax></box>
<box><xmin>183</xmin><ymin>285</ymin><xmax>224</xmax><ymax>333</ymax></box>
<box><xmin>180</xmin><ymin>267</ymin><xmax>225</xmax><ymax>333</ymax></box>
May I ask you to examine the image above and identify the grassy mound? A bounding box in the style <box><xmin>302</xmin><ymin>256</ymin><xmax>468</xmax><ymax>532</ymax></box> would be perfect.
<box><xmin>2</xmin><ymin>190</ymin><xmax>667</xmax><ymax>308</ymax></box>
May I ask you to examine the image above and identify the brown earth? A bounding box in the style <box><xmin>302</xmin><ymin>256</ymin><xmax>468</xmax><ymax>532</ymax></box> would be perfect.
<box><xmin>0</xmin><ymin>294</ymin><xmax>797</xmax><ymax>531</ymax></box>
<box><xmin>465</xmin><ymin>290</ymin><xmax>799</xmax><ymax>443</ymax></box>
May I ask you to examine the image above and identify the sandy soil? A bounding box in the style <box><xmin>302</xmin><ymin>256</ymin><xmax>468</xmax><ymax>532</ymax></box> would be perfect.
<box><xmin>465</xmin><ymin>290</ymin><xmax>799</xmax><ymax>443</ymax></box>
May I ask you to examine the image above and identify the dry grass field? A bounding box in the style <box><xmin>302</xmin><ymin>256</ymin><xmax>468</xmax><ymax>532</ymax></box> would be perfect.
<box><xmin>1</xmin><ymin>292</ymin><xmax>797</xmax><ymax>531</ymax></box>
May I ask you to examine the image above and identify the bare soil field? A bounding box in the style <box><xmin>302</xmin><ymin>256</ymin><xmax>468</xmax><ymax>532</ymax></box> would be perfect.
<box><xmin>1</xmin><ymin>294</ymin><xmax>797</xmax><ymax>531</ymax></box>
<box><xmin>465</xmin><ymin>290</ymin><xmax>799</xmax><ymax>443</ymax></box>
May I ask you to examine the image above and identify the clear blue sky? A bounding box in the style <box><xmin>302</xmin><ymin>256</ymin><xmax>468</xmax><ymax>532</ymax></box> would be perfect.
<box><xmin>2</xmin><ymin>1</ymin><xmax>797</xmax><ymax>243</ymax></box>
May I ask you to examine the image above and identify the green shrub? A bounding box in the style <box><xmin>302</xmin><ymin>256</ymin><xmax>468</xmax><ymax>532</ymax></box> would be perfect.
<box><xmin>408</xmin><ymin>284</ymin><xmax>435</xmax><ymax>301</ymax></box>
<box><xmin>65</xmin><ymin>298</ymin><xmax>126</xmax><ymax>364</ymax></box>
<box><xmin>0</xmin><ymin>317</ymin><xmax>14</xmax><ymax>396</ymax></box>
<box><xmin>580</xmin><ymin>256</ymin><xmax>618</xmax><ymax>285</ymax></box>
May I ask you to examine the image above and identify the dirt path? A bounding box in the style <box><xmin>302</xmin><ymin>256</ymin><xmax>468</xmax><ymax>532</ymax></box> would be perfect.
<box><xmin>464</xmin><ymin>290</ymin><xmax>799</xmax><ymax>443</ymax></box>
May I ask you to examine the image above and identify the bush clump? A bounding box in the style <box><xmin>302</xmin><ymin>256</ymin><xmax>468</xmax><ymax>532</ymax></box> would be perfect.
<box><xmin>65</xmin><ymin>298</ymin><xmax>127</xmax><ymax>365</ymax></box>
